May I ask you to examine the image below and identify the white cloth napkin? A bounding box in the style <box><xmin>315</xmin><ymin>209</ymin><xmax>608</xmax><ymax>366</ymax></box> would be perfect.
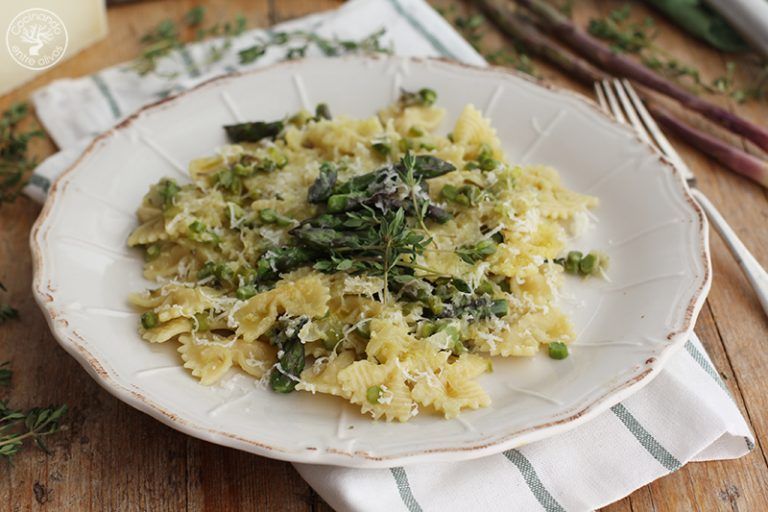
<box><xmin>26</xmin><ymin>0</ymin><xmax>753</xmax><ymax>510</ymax></box>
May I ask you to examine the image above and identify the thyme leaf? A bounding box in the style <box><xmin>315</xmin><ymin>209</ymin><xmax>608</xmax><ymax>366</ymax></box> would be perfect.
<box><xmin>0</xmin><ymin>103</ymin><xmax>45</xmax><ymax>204</ymax></box>
<box><xmin>130</xmin><ymin>6</ymin><xmax>247</xmax><ymax>77</ymax></box>
<box><xmin>588</xmin><ymin>5</ymin><xmax>768</xmax><ymax>103</ymax></box>
<box><xmin>238</xmin><ymin>28</ymin><xmax>391</xmax><ymax>66</ymax></box>
<box><xmin>0</xmin><ymin>363</ymin><xmax>67</xmax><ymax>460</ymax></box>
<box><xmin>0</xmin><ymin>281</ymin><xmax>18</xmax><ymax>323</ymax></box>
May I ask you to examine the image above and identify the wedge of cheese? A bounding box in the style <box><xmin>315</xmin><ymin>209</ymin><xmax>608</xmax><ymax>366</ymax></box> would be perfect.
<box><xmin>1</xmin><ymin>0</ymin><xmax>108</xmax><ymax>95</ymax></box>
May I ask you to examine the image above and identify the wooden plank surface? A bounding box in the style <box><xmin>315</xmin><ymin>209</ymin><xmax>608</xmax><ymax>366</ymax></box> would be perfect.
<box><xmin>1</xmin><ymin>0</ymin><xmax>767</xmax><ymax>510</ymax></box>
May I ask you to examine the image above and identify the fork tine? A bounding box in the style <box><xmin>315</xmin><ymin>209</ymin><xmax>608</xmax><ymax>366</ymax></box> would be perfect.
<box><xmin>600</xmin><ymin>80</ymin><xmax>626</xmax><ymax>124</ymax></box>
<box><xmin>619</xmin><ymin>80</ymin><xmax>692</xmax><ymax>177</ymax></box>
<box><xmin>594</xmin><ymin>82</ymin><xmax>608</xmax><ymax>112</ymax></box>
<box><xmin>612</xmin><ymin>79</ymin><xmax>651</xmax><ymax>145</ymax></box>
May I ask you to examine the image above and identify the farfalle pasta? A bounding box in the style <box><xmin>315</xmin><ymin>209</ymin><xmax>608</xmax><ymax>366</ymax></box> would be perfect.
<box><xmin>127</xmin><ymin>89</ymin><xmax>602</xmax><ymax>421</ymax></box>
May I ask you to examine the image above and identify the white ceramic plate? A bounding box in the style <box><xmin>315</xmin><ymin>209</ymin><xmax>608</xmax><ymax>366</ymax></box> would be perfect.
<box><xmin>31</xmin><ymin>56</ymin><xmax>710</xmax><ymax>468</ymax></box>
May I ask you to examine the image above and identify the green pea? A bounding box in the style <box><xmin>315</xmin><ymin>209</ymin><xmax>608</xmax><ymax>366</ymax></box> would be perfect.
<box><xmin>259</xmin><ymin>208</ymin><xmax>292</xmax><ymax>227</ymax></box>
<box><xmin>451</xmin><ymin>338</ymin><xmax>468</xmax><ymax>356</ymax></box>
<box><xmin>453</xmin><ymin>193</ymin><xmax>470</xmax><ymax>206</ymax></box>
<box><xmin>548</xmin><ymin>342</ymin><xmax>569</xmax><ymax>360</ymax></box>
<box><xmin>490</xmin><ymin>299</ymin><xmax>508</xmax><ymax>318</ymax></box>
<box><xmin>580</xmin><ymin>253</ymin><xmax>598</xmax><ymax>275</ymax></box>
<box><xmin>232</xmin><ymin>163</ymin><xmax>249</xmax><ymax>176</ymax></box>
<box><xmin>427</xmin><ymin>296</ymin><xmax>444</xmax><ymax>316</ymax></box>
<box><xmin>372</xmin><ymin>141</ymin><xmax>391</xmax><ymax>156</ymax></box>
<box><xmin>440</xmin><ymin>184</ymin><xmax>459</xmax><ymax>201</ymax></box>
<box><xmin>398</xmin><ymin>138</ymin><xmax>413</xmax><ymax>152</ymax></box>
<box><xmin>366</xmin><ymin>385</ymin><xmax>383</xmax><ymax>405</ymax></box>
<box><xmin>259</xmin><ymin>208</ymin><xmax>277</xmax><ymax>223</ymax></box>
<box><xmin>419</xmin><ymin>88</ymin><xmax>437</xmax><ymax>106</ymax></box>
<box><xmin>326</xmin><ymin>194</ymin><xmax>349</xmax><ymax>213</ymax></box>
<box><xmin>566</xmin><ymin>251</ymin><xmax>583</xmax><ymax>264</ymax></box>
<box><xmin>144</xmin><ymin>244</ymin><xmax>161</xmax><ymax>262</ymax></box>
<box><xmin>236</xmin><ymin>285</ymin><xmax>258</xmax><ymax>301</ymax></box>
<box><xmin>460</xmin><ymin>185</ymin><xmax>482</xmax><ymax>205</ymax></box>
<box><xmin>419</xmin><ymin>322</ymin><xmax>437</xmax><ymax>338</ymax></box>
<box><xmin>188</xmin><ymin>220</ymin><xmax>206</xmax><ymax>233</ymax></box>
<box><xmin>141</xmin><ymin>311</ymin><xmax>158</xmax><ymax>330</ymax></box>
<box><xmin>564</xmin><ymin>250</ymin><xmax>583</xmax><ymax>274</ymax></box>
<box><xmin>321</xmin><ymin>322</ymin><xmax>344</xmax><ymax>350</ymax></box>
<box><xmin>408</xmin><ymin>126</ymin><xmax>425</xmax><ymax>137</ymax></box>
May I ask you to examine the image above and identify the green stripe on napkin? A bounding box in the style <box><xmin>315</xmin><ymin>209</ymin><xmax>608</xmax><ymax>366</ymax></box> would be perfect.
<box><xmin>611</xmin><ymin>403</ymin><xmax>682</xmax><ymax>472</ymax></box>
<box><xmin>91</xmin><ymin>74</ymin><xmax>122</xmax><ymax>119</ymax></box>
<box><xmin>684</xmin><ymin>340</ymin><xmax>730</xmax><ymax>395</ymax></box>
<box><xmin>390</xmin><ymin>467</ymin><xmax>423</xmax><ymax>512</ymax></box>
<box><xmin>387</xmin><ymin>0</ymin><xmax>456</xmax><ymax>59</ymax></box>
<box><xmin>503</xmin><ymin>449</ymin><xmax>566</xmax><ymax>512</ymax></box>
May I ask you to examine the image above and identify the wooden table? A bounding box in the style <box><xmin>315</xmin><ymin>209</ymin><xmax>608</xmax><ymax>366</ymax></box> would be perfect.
<box><xmin>2</xmin><ymin>0</ymin><xmax>767</xmax><ymax>509</ymax></box>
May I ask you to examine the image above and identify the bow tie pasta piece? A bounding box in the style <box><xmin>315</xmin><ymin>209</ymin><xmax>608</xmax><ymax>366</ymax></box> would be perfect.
<box><xmin>233</xmin><ymin>274</ymin><xmax>330</xmax><ymax>343</ymax></box>
<box><xmin>410</xmin><ymin>353</ymin><xmax>491</xmax><ymax>419</ymax></box>
<box><xmin>141</xmin><ymin>317</ymin><xmax>193</xmax><ymax>344</ymax></box>
<box><xmin>337</xmin><ymin>359</ymin><xmax>415</xmax><ymax>422</ymax></box>
<box><xmin>297</xmin><ymin>350</ymin><xmax>357</xmax><ymax>396</ymax></box>
<box><xmin>178</xmin><ymin>333</ymin><xmax>235</xmax><ymax>386</ymax></box>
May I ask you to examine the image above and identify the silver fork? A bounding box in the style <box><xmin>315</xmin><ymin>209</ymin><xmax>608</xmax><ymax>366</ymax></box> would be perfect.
<box><xmin>595</xmin><ymin>78</ymin><xmax>768</xmax><ymax>316</ymax></box>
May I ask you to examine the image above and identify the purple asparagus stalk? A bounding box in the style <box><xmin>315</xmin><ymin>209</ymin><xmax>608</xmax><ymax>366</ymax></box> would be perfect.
<box><xmin>475</xmin><ymin>0</ymin><xmax>768</xmax><ymax>188</ymax></box>
<box><xmin>512</xmin><ymin>0</ymin><xmax>768</xmax><ymax>154</ymax></box>
<box><xmin>646</xmin><ymin>101</ymin><xmax>768</xmax><ymax>187</ymax></box>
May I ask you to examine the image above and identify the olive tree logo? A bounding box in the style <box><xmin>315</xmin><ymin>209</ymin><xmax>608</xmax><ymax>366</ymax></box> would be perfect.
<box><xmin>6</xmin><ymin>8</ymin><xmax>68</xmax><ymax>70</ymax></box>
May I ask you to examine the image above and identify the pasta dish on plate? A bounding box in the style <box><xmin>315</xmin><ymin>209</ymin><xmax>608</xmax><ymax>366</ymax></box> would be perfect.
<box><xmin>127</xmin><ymin>88</ymin><xmax>604</xmax><ymax>421</ymax></box>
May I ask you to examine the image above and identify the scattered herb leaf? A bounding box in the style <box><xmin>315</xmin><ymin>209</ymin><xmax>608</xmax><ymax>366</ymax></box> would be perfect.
<box><xmin>0</xmin><ymin>103</ymin><xmax>45</xmax><ymax>204</ymax></box>
<box><xmin>0</xmin><ymin>363</ymin><xmax>67</xmax><ymax>460</ymax></box>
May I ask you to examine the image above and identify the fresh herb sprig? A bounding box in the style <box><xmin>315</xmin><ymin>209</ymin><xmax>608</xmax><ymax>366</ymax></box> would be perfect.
<box><xmin>437</xmin><ymin>5</ymin><xmax>535</xmax><ymax>75</ymax></box>
<box><xmin>587</xmin><ymin>4</ymin><xmax>761</xmax><ymax>100</ymax></box>
<box><xmin>0</xmin><ymin>103</ymin><xmax>45</xmax><ymax>204</ymax></box>
<box><xmin>0</xmin><ymin>282</ymin><xmax>18</xmax><ymax>323</ymax></box>
<box><xmin>131</xmin><ymin>6</ymin><xmax>247</xmax><ymax>77</ymax></box>
<box><xmin>238</xmin><ymin>28</ymin><xmax>391</xmax><ymax>65</ymax></box>
<box><xmin>0</xmin><ymin>363</ymin><xmax>67</xmax><ymax>460</ymax></box>
<box><xmin>588</xmin><ymin>5</ymin><xmax>710</xmax><ymax>91</ymax></box>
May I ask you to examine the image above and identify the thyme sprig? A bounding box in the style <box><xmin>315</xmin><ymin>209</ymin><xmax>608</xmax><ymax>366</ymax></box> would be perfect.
<box><xmin>131</xmin><ymin>6</ymin><xmax>247</xmax><ymax>77</ymax></box>
<box><xmin>588</xmin><ymin>5</ymin><xmax>710</xmax><ymax>91</ymax></box>
<box><xmin>0</xmin><ymin>103</ymin><xmax>45</xmax><ymax>204</ymax></box>
<box><xmin>0</xmin><ymin>363</ymin><xmax>67</xmax><ymax>460</ymax></box>
<box><xmin>587</xmin><ymin>4</ymin><xmax>765</xmax><ymax>101</ymax></box>
<box><xmin>132</xmin><ymin>5</ymin><xmax>391</xmax><ymax>80</ymax></box>
<box><xmin>437</xmin><ymin>5</ymin><xmax>535</xmax><ymax>75</ymax></box>
<box><xmin>0</xmin><ymin>281</ymin><xmax>18</xmax><ymax>325</ymax></box>
<box><xmin>238</xmin><ymin>28</ymin><xmax>391</xmax><ymax>65</ymax></box>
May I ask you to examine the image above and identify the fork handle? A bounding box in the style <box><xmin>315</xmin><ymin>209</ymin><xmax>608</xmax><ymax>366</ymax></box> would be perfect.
<box><xmin>690</xmin><ymin>188</ymin><xmax>768</xmax><ymax>316</ymax></box>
